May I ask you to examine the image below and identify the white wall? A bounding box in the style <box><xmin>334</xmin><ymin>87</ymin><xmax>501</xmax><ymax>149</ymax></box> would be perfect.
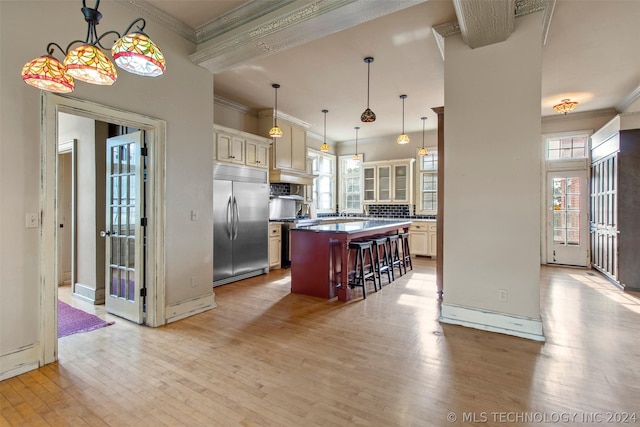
<box><xmin>1</xmin><ymin>1</ymin><xmax>214</xmax><ymax>361</ymax></box>
<box><xmin>337</xmin><ymin>131</ymin><xmax>438</xmax><ymax>162</ymax></box>
<box><xmin>441</xmin><ymin>13</ymin><xmax>544</xmax><ymax>336</ymax></box>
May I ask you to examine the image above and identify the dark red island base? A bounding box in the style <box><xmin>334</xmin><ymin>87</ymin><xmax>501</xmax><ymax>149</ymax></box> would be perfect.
<box><xmin>290</xmin><ymin>220</ymin><xmax>411</xmax><ymax>302</ymax></box>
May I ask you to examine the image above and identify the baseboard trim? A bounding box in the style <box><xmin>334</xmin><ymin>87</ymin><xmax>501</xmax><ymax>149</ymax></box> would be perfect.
<box><xmin>439</xmin><ymin>303</ymin><xmax>545</xmax><ymax>342</ymax></box>
<box><xmin>0</xmin><ymin>343</ymin><xmax>40</xmax><ymax>381</ymax></box>
<box><xmin>165</xmin><ymin>292</ymin><xmax>217</xmax><ymax>324</ymax></box>
<box><xmin>73</xmin><ymin>282</ymin><xmax>105</xmax><ymax>305</ymax></box>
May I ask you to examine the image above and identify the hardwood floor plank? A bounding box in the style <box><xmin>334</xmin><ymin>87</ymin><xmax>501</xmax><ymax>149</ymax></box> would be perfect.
<box><xmin>3</xmin><ymin>258</ymin><xmax>640</xmax><ymax>426</ymax></box>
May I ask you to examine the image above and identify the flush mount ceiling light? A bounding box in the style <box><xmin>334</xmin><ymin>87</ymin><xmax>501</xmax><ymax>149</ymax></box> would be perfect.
<box><xmin>418</xmin><ymin>117</ymin><xmax>428</xmax><ymax>156</ymax></box>
<box><xmin>21</xmin><ymin>0</ymin><xmax>165</xmax><ymax>93</ymax></box>
<box><xmin>353</xmin><ymin>127</ymin><xmax>361</xmax><ymax>162</ymax></box>
<box><xmin>397</xmin><ymin>95</ymin><xmax>410</xmax><ymax>144</ymax></box>
<box><xmin>269</xmin><ymin>83</ymin><xmax>283</xmax><ymax>138</ymax></box>
<box><xmin>553</xmin><ymin>98</ymin><xmax>579</xmax><ymax>115</ymax></box>
<box><xmin>360</xmin><ymin>57</ymin><xmax>376</xmax><ymax>123</ymax></box>
<box><xmin>320</xmin><ymin>109</ymin><xmax>330</xmax><ymax>152</ymax></box>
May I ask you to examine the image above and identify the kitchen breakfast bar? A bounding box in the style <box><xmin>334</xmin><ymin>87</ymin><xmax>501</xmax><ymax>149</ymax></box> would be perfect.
<box><xmin>290</xmin><ymin>220</ymin><xmax>411</xmax><ymax>302</ymax></box>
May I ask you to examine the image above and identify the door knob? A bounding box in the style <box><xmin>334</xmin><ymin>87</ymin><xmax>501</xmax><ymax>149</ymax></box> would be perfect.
<box><xmin>100</xmin><ymin>231</ymin><xmax>111</xmax><ymax>237</ymax></box>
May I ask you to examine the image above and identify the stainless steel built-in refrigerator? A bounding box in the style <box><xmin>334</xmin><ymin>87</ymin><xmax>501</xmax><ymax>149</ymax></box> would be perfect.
<box><xmin>213</xmin><ymin>164</ymin><xmax>269</xmax><ymax>287</ymax></box>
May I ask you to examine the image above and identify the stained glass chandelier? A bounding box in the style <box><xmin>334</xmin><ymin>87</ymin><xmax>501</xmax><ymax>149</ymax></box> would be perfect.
<box><xmin>21</xmin><ymin>0</ymin><xmax>165</xmax><ymax>93</ymax></box>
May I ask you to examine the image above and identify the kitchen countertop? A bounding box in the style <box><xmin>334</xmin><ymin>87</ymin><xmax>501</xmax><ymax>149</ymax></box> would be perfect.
<box><xmin>292</xmin><ymin>219</ymin><xmax>412</xmax><ymax>234</ymax></box>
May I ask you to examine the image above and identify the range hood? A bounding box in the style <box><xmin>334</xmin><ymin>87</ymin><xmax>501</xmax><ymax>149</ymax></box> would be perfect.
<box><xmin>269</xmin><ymin>169</ymin><xmax>316</xmax><ymax>185</ymax></box>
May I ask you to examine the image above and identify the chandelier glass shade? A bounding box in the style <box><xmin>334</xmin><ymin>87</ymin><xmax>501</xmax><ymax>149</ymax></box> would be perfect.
<box><xmin>21</xmin><ymin>54</ymin><xmax>75</xmax><ymax>93</ymax></box>
<box><xmin>269</xmin><ymin>83</ymin><xmax>282</xmax><ymax>138</ymax></box>
<box><xmin>353</xmin><ymin>126</ymin><xmax>361</xmax><ymax>162</ymax></box>
<box><xmin>21</xmin><ymin>0</ymin><xmax>165</xmax><ymax>93</ymax></box>
<box><xmin>360</xmin><ymin>57</ymin><xmax>376</xmax><ymax>123</ymax></box>
<box><xmin>320</xmin><ymin>109</ymin><xmax>330</xmax><ymax>152</ymax></box>
<box><xmin>64</xmin><ymin>45</ymin><xmax>117</xmax><ymax>85</ymax></box>
<box><xmin>553</xmin><ymin>99</ymin><xmax>578</xmax><ymax>115</ymax></box>
<box><xmin>418</xmin><ymin>116</ymin><xmax>428</xmax><ymax>156</ymax></box>
<box><xmin>112</xmin><ymin>33</ymin><xmax>165</xmax><ymax>77</ymax></box>
<box><xmin>397</xmin><ymin>94</ymin><xmax>409</xmax><ymax>144</ymax></box>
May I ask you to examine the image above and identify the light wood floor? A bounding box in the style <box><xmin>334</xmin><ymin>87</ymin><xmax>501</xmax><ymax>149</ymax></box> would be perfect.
<box><xmin>2</xmin><ymin>258</ymin><xmax>640</xmax><ymax>426</ymax></box>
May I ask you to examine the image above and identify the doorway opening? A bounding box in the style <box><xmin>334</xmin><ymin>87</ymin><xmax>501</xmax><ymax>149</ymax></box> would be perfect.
<box><xmin>40</xmin><ymin>93</ymin><xmax>167</xmax><ymax>366</ymax></box>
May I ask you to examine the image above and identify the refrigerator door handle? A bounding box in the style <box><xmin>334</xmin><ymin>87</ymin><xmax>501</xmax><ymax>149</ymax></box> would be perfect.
<box><xmin>226</xmin><ymin>196</ymin><xmax>233</xmax><ymax>239</ymax></box>
<box><xmin>232</xmin><ymin>196</ymin><xmax>240</xmax><ymax>240</ymax></box>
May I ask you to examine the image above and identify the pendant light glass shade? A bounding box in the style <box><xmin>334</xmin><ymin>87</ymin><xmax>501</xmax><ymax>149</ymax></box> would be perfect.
<box><xmin>64</xmin><ymin>44</ymin><xmax>117</xmax><ymax>85</ymax></box>
<box><xmin>320</xmin><ymin>109</ymin><xmax>330</xmax><ymax>152</ymax></box>
<box><xmin>352</xmin><ymin>126</ymin><xmax>361</xmax><ymax>162</ymax></box>
<box><xmin>397</xmin><ymin>94</ymin><xmax>409</xmax><ymax>144</ymax></box>
<box><xmin>360</xmin><ymin>57</ymin><xmax>376</xmax><ymax>123</ymax></box>
<box><xmin>418</xmin><ymin>116</ymin><xmax>428</xmax><ymax>156</ymax></box>
<box><xmin>21</xmin><ymin>54</ymin><xmax>75</xmax><ymax>93</ymax></box>
<box><xmin>269</xmin><ymin>83</ymin><xmax>282</xmax><ymax>138</ymax></box>
<box><xmin>112</xmin><ymin>33</ymin><xmax>166</xmax><ymax>77</ymax></box>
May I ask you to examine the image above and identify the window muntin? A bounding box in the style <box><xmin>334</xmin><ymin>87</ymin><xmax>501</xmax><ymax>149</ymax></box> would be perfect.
<box><xmin>547</xmin><ymin>136</ymin><xmax>587</xmax><ymax>160</ymax></box>
<box><xmin>339</xmin><ymin>156</ymin><xmax>362</xmax><ymax>213</ymax></box>
<box><xmin>417</xmin><ymin>150</ymin><xmax>437</xmax><ymax>214</ymax></box>
<box><xmin>309</xmin><ymin>150</ymin><xmax>336</xmax><ymax>213</ymax></box>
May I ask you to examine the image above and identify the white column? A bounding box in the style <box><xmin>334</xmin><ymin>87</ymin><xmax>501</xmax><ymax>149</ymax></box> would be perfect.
<box><xmin>440</xmin><ymin>12</ymin><xmax>544</xmax><ymax>341</ymax></box>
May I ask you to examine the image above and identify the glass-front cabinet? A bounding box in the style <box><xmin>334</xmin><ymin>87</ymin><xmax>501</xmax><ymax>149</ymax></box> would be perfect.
<box><xmin>363</xmin><ymin>167</ymin><xmax>376</xmax><ymax>202</ymax></box>
<box><xmin>361</xmin><ymin>159</ymin><xmax>415</xmax><ymax>204</ymax></box>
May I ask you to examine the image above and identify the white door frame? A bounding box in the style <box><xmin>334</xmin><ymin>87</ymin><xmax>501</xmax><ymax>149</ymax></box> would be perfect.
<box><xmin>40</xmin><ymin>92</ymin><xmax>166</xmax><ymax>366</ymax></box>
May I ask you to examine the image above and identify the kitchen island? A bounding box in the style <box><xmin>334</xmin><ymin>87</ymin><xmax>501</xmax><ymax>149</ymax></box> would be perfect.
<box><xmin>290</xmin><ymin>220</ymin><xmax>411</xmax><ymax>301</ymax></box>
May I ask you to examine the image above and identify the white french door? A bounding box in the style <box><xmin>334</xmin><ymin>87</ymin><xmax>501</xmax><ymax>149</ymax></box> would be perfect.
<box><xmin>103</xmin><ymin>132</ymin><xmax>145</xmax><ymax>323</ymax></box>
<box><xmin>546</xmin><ymin>170</ymin><xmax>589</xmax><ymax>266</ymax></box>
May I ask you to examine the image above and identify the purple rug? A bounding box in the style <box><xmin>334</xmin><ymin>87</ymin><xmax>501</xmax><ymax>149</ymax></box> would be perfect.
<box><xmin>58</xmin><ymin>300</ymin><xmax>114</xmax><ymax>338</ymax></box>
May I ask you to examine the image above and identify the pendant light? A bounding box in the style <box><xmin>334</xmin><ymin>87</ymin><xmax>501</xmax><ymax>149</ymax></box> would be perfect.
<box><xmin>397</xmin><ymin>95</ymin><xmax>410</xmax><ymax>144</ymax></box>
<box><xmin>320</xmin><ymin>109</ymin><xmax>330</xmax><ymax>152</ymax></box>
<box><xmin>269</xmin><ymin>83</ymin><xmax>282</xmax><ymax>138</ymax></box>
<box><xmin>21</xmin><ymin>0</ymin><xmax>165</xmax><ymax>93</ymax></box>
<box><xmin>418</xmin><ymin>117</ymin><xmax>428</xmax><ymax>156</ymax></box>
<box><xmin>353</xmin><ymin>127</ymin><xmax>361</xmax><ymax>162</ymax></box>
<box><xmin>360</xmin><ymin>57</ymin><xmax>376</xmax><ymax>122</ymax></box>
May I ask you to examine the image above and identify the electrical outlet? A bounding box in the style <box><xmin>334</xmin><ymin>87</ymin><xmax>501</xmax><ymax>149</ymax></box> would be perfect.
<box><xmin>191</xmin><ymin>276</ymin><xmax>199</xmax><ymax>287</ymax></box>
<box><xmin>498</xmin><ymin>289</ymin><xmax>508</xmax><ymax>302</ymax></box>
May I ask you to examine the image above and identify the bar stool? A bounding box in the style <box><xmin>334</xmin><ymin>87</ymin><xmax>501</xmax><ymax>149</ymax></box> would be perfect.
<box><xmin>399</xmin><ymin>232</ymin><xmax>413</xmax><ymax>272</ymax></box>
<box><xmin>348</xmin><ymin>240</ymin><xmax>378</xmax><ymax>299</ymax></box>
<box><xmin>372</xmin><ymin>236</ymin><xmax>392</xmax><ymax>286</ymax></box>
<box><xmin>387</xmin><ymin>234</ymin><xmax>405</xmax><ymax>278</ymax></box>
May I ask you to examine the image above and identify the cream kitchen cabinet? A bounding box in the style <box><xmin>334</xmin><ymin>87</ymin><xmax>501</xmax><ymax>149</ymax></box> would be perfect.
<box><xmin>258</xmin><ymin>110</ymin><xmax>315</xmax><ymax>184</ymax></box>
<box><xmin>362</xmin><ymin>159</ymin><xmax>415</xmax><ymax>204</ymax></box>
<box><xmin>409</xmin><ymin>221</ymin><xmax>437</xmax><ymax>257</ymax></box>
<box><xmin>268</xmin><ymin>223</ymin><xmax>282</xmax><ymax>270</ymax></box>
<box><xmin>245</xmin><ymin>140</ymin><xmax>269</xmax><ymax>169</ymax></box>
<box><xmin>213</xmin><ymin>124</ymin><xmax>271</xmax><ymax>169</ymax></box>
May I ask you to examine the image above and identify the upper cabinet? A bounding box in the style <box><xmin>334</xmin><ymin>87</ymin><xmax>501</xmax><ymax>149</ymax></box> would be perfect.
<box><xmin>213</xmin><ymin>124</ymin><xmax>271</xmax><ymax>169</ymax></box>
<box><xmin>258</xmin><ymin>110</ymin><xmax>315</xmax><ymax>185</ymax></box>
<box><xmin>362</xmin><ymin>159</ymin><xmax>415</xmax><ymax>204</ymax></box>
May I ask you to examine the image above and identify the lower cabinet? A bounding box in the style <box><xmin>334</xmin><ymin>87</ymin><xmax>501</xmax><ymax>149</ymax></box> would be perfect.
<box><xmin>269</xmin><ymin>223</ymin><xmax>282</xmax><ymax>269</ymax></box>
<box><xmin>409</xmin><ymin>221</ymin><xmax>437</xmax><ymax>257</ymax></box>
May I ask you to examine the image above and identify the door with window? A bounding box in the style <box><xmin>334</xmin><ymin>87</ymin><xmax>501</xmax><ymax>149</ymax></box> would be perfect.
<box><xmin>103</xmin><ymin>132</ymin><xmax>146</xmax><ymax>323</ymax></box>
<box><xmin>547</xmin><ymin>171</ymin><xmax>589</xmax><ymax>266</ymax></box>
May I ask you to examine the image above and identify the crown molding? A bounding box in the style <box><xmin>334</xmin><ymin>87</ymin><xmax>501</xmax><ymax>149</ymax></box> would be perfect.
<box><xmin>257</xmin><ymin>109</ymin><xmax>313</xmax><ymax>129</ymax></box>
<box><xmin>214</xmin><ymin>95</ymin><xmax>256</xmax><ymax>116</ymax></box>
<box><xmin>191</xmin><ymin>0</ymin><xmax>423</xmax><ymax>74</ymax></box>
<box><xmin>616</xmin><ymin>84</ymin><xmax>640</xmax><ymax>113</ymax></box>
<box><xmin>541</xmin><ymin>107</ymin><xmax>618</xmax><ymax>124</ymax></box>
<box><xmin>120</xmin><ymin>0</ymin><xmax>197</xmax><ymax>43</ymax></box>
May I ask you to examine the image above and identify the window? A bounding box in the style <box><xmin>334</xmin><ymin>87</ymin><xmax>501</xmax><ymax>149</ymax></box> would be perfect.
<box><xmin>547</xmin><ymin>135</ymin><xmax>588</xmax><ymax>160</ymax></box>
<box><xmin>339</xmin><ymin>156</ymin><xmax>362</xmax><ymax>213</ymax></box>
<box><xmin>308</xmin><ymin>149</ymin><xmax>336</xmax><ymax>214</ymax></box>
<box><xmin>417</xmin><ymin>150</ymin><xmax>437</xmax><ymax>214</ymax></box>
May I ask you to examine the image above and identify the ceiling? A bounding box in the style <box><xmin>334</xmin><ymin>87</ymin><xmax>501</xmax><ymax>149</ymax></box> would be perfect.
<box><xmin>145</xmin><ymin>0</ymin><xmax>640</xmax><ymax>143</ymax></box>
